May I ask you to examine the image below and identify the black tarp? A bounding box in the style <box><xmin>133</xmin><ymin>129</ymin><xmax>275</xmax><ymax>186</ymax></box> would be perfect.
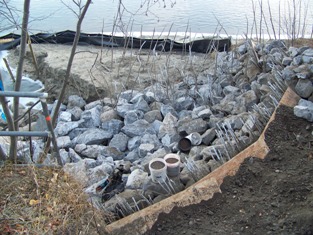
<box><xmin>0</xmin><ymin>30</ymin><xmax>231</xmax><ymax>53</ymax></box>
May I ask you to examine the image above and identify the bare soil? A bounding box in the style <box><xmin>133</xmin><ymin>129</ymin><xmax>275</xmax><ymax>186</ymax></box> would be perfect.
<box><xmin>150</xmin><ymin>161</ymin><xmax>166</xmax><ymax>170</ymax></box>
<box><xmin>146</xmin><ymin>105</ymin><xmax>313</xmax><ymax>235</ymax></box>
<box><xmin>165</xmin><ymin>158</ymin><xmax>179</xmax><ymax>164</ymax></box>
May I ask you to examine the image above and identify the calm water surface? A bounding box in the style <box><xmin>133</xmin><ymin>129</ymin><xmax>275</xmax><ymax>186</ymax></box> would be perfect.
<box><xmin>1</xmin><ymin>0</ymin><xmax>313</xmax><ymax>37</ymax></box>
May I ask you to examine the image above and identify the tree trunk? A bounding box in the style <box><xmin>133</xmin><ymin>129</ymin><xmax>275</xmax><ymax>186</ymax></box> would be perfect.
<box><xmin>0</xmin><ymin>73</ymin><xmax>15</xmax><ymax>162</ymax></box>
<box><xmin>11</xmin><ymin>0</ymin><xmax>31</xmax><ymax>163</ymax></box>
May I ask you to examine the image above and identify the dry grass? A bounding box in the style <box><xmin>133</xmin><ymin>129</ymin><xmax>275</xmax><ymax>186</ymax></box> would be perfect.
<box><xmin>0</xmin><ymin>164</ymin><xmax>109</xmax><ymax>234</ymax></box>
<box><xmin>285</xmin><ymin>38</ymin><xmax>313</xmax><ymax>48</ymax></box>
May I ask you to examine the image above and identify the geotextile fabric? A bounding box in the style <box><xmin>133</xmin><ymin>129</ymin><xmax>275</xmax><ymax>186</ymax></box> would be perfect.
<box><xmin>0</xmin><ymin>30</ymin><xmax>231</xmax><ymax>53</ymax></box>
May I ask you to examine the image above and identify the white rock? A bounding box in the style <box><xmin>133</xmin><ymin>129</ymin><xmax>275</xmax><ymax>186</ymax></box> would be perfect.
<box><xmin>125</xmin><ymin>169</ymin><xmax>148</xmax><ymax>189</ymax></box>
<box><xmin>58</xmin><ymin>111</ymin><xmax>72</xmax><ymax>122</ymax></box>
<box><xmin>56</xmin><ymin>136</ymin><xmax>72</xmax><ymax>149</ymax></box>
<box><xmin>294</xmin><ymin>99</ymin><xmax>313</xmax><ymax>122</ymax></box>
<box><xmin>63</xmin><ymin>159</ymin><xmax>89</xmax><ymax>187</ymax></box>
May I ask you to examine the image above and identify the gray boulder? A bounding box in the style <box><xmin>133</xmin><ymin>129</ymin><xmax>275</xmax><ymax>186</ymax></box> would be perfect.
<box><xmin>124</xmin><ymin>110</ymin><xmax>145</xmax><ymax>125</ymax></box>
<box><xmin>68</xmin><ymin>148</ymin><xmax>82</xmax><ymax>163</ymax></box>
<box><xmin>141</xmin><ymin>133</ymin><xmax>161</xmax><ymax>147</ymax></box>
<box><xmin>237</xmin><ymin>42</ymin><xmax>248</xmax><ymax>55</ymax></box>
<box><xmin>73</xmin><ymin>128</ymin><xmax>112</xmax><ymax>145</ymax></box>
<box><xmin>42</xmin><ymin>154</ymin><xmax>58</xmax><ymax>166</ymax></box>
<box><xmin>67</xmin><ymin>95</ymin><xmax>86</xmax><ymax>109</ymax></box>
<box><xmin>67</xmin><ymin>107</ymin><xmax>83</xmax><ymax>121</ymax></box>
<box><xmin>116</xmin><ymin>98</ymin><xmax>133</xmax><ymax>118</ymax></box>
<box><xmin>144</xmin><ymin>83</ymin><xmax>167</xmax><ymax>103</ymax></box>
<box><xmin>264</xmin><ymin>40</ymin><xmax>286</xmax><ymax>53</ymax></box>
<box><xmin>56</xmin><ymin>136</ymin><xmax>72</xmax><ymax>149</ymax></box>
<box><xmin>282</xmin><ymin>67</ymin><xmax>296</xmax><ymax>82</ymax></box>
<box><xmin>161</xmin><ymin>133</ymin><xmax>180</xmax><ymax>147</ymax></box>
<box><xmin>87</xmin><ymin>163</ymin><xmax>114</xmax><ymax>185</ymax></box>
<box><xmin>63</xmin><ymin>159</ymin><xmax>90</xmax><ymax>187</ymax></box>
<box><xmin>197</xmin><ymin>108</ymin><xmax>213</xmax><ymax>120</ymax></box>
<box><xmin>60</xmin><ymin>149</ymin><xmax>71</xmax><ymax>165</ymax></box>
<box><xmin>201</xmin><ymin>128</ymin><xmax>216</xmax><ymax>145</ymax></box>
<box><xmin>125</xmin><ymin>169</ymin><xmax>148</xmax><ymax>189</ymax></box>
<box><xmin>101</xmin><ymin>119</ymin><xmax>123</xmax><ymax>135</ymax></box>
<box><xmin>119</xmin><ymin>90</ymin><xmax>139</xmax><ymax>102</ymax></box>
<box><xmin>143</xmin><ymin>177</ymin><xmax>185</xmax><ymax>198</ymax></box>
<box><xmin>76</xmin><ymin>145</ymin><xmax>103</xmax><ymax>159</ymax></box>
<box><xmin>302</xmin><ymin>48</ymin><xmax>313</xmax><ymax>57</ymax></box>
<box><xmin>122</xmin><ymin>119</ymin><xmax>151</xmax><ymax>137</ymax></box>
<box><xmin>109</xmin><ymin>132</ymin><xmax>130</xmax><ymax>152</ymax></box>
<box><xmin>55</xmin><ymin>121</ymin><xmax>80</xmax><ymax>136</ymax></box>
<box><xmin>236</xmin><ymin>90</ymin><xmax>258</xmax><ymax>112</ymax></box>
<box><xmin>295</xmin><ymin>79</ymin><xmax>313</xmax><ymax>99</ymax></box>
<box><xmin>116</xmin><ymin>96</ymin><xmax>150</xmax><ymax>118</ymax></box>
<box><xmin>58</xmin><ymin>111</ymin><xmax>72</xmax><ymax>122</ymax></box>
<box><xmin>100</xmin><ymin>146</ymin><xmax>125</xmax><ymax>160</ymax></box>
<box><xmin>100</xmin><ymin>108</ymin><xmax>119</xmax><ymax>123</ymax></box>
<box><xmin>68</xmin><ymin>127</ymin><xmax>88</xmax><ymax>140</ymax></box>
<box><xmin>282</xmin><ymin>57</ymin><xmax>293</xmax><ymax>66</ymax></box>
<box><xmin>288</xmin><ymin>47</ymin><xmax>299</xmax><ymax>57</ymax></box>
<box><xmin>132</xmin><ymin>96</ymin><xmax>151</xmax><ymax>113</ymax></box>
<box><xmin>130</xmin><ymin>92</ymin><xmax>148</xmax><ymax>103</ymax></box>
<box><xmin>128</xmin><ymin>136</ymin><xmax>141</xmax><ymax>151</ymax></box>
<box><xmin>138</xmin><ymin>143</ymin><xmax>156</xmax><ymax>158</ymax></box>
<box><xmin>144</xmin><ymin>110</ymin><xmax>163</xmax><ymax>123</ymax></box>
<box><xmin>223</xmin><ymin>85</ymin><xmax>240</xmax><ymax>96</ymax></box>
<box><xmin>85</xmin><ymin>100</ymin><xmax>103</xmax><ymax>110</ymax></box>
<box><xmin>124</xmin><ymin>150</ymin><xmax>140</xmax><ymax>162</ymax></box>
<box><xmin>177</xmin><ymin>118</ymin><xmax>207</xmax><ymax>135</ymax></box>
<box><xmin>294</xmin><ymin>99</ymin><xmax>313</xmax><ymax>122</ymax></box>
<box><xmin>173</xmin><ymin>96</ymin><xmax>195</xmax><ymax>112</ymax></box>
<box><xmin>74</xmin><ymin>143</ymin><xmax>87</xmax><ymax>153</ymax></box>
<box><xmin>158</xmin><ymin>113</ymin><xmax>178</xmax><ymax>139</ymax></box>
<box><xmin>302</xmin><ymin>55</ymin><xmax>313</xmax><ymax>64</ymax></box>
<box><xmin>292</xmin><ymin>55</ymin><xmax>303</xmax><ymax>66</ymax></box>
<box><xmin>160</xmin><ymin>104</ymin><xmax>178</xmax><ymax>118</ymax></box>
<box><xmin>79</xmin><ymin>105</ymin><xmax>102</xmax><ymax>128</ymax></box>
<box><xmin>76</xmin><ymin>145</ymin><xmax>124</xmax><ymax>160</ymax></box>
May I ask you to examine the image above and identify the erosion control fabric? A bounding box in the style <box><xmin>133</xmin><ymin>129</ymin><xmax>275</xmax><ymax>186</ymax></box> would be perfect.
<box><xmin>0</xmin><ymin>30</ymin><xmax>231</xmax><ymax>53</ymax></box>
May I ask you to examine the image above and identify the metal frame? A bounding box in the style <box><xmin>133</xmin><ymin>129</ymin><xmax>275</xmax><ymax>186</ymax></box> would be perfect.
<box><xmin>0</xmin><ymin>91</ymin><xmax>62</xmax><ymax>166</ymax></box>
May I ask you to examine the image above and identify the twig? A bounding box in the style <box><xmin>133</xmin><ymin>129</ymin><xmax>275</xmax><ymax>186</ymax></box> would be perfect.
<box><xmin>27</xmin><ymin>33</ymin><xmax>39</xmax><ymax>79</ymax></box>
<box><xmin>3</xmin><ymin>58</ymin><xmax>15</xmax><ymax>83</ymax></box>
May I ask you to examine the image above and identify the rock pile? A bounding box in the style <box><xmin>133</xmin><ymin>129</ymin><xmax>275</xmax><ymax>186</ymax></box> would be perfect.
<box><xmin>1</xmin><ymin>39</ymin><xmax>313</xmax><ymax>220</ymax></box>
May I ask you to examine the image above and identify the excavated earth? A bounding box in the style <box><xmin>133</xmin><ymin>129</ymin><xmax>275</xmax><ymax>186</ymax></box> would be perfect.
<box><xmin>145</xmin><ymin>104</ymin><xmax>313</xmax><ymax>235</ymax></box>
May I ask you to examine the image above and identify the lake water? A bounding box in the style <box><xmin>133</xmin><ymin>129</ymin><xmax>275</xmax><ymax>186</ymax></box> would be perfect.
<box><xmin>1</xmin><ymin>0</ymin><xmax>313</xmax><ymax>38</ymax></box>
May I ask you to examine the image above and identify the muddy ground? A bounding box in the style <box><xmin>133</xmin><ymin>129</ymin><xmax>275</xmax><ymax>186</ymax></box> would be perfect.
<box><xmin>146</xmin><ymin>105</ymin><xmax>313</xmax><ymax>235</ymax></box>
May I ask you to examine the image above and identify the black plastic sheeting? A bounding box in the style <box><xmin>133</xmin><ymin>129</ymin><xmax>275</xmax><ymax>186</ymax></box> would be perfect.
<box><xmin>0</xmin><ymin>30</ymin><xmax>231</xmax><ymax>53</ymax></box>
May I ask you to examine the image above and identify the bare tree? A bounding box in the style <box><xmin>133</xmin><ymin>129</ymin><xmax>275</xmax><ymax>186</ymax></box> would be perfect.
<box><xmin>0</xmin><ymin>0</ymin><xmax>31</xmax><ymax>163</ymax></box>
<box><xmin>41</xmin><ymin>0</ymin><xmax>92</xmax><ymax>156</ymax></box>
<box><xmin>0</xmin><ymin>0</ymin><xmax>20</xmax><ymax>33</ymax></box>
<box><xmin>51</xmin><ymin>0</ymin><xmax>92</xmax><ymax>126</ymax></box>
